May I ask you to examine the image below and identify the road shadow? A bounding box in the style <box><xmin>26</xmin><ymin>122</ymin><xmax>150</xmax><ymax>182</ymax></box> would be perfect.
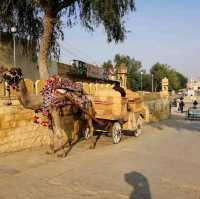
<box><xmin>125</xmin><ymin>171</ymin><xmax>152</xmax><ymax>199</ymax></box>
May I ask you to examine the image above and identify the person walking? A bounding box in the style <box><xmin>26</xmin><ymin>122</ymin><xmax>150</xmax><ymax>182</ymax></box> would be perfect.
<box><xmin>193</xmin><ymin>100</ymin><xmax>198</xmax><ymax>109</ymax></box>
<box><xmin>179</xmin><ymin>98</ymin><xmax>185</xmax><ymax>113</ymax></box>
<box><xmin>176</xmin><ymin>98</ymin><xmax>180</xmax><ymax>112</ymax></box>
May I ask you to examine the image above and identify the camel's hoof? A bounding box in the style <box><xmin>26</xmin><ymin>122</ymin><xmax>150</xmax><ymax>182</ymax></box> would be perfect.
<box><xmin>3</xmin><ymin>102</ymin><xmax>12</xmax><ymax>106</ymax></box>
<box><xmin>46</xmin><ymin>150</ymin><xmax>55</xmax><ymax>155</ymax></box>
<box><xmin>89</xmin><ymin>144</ymin><xmax>95</xmax><ymax>150</ymax></box>
<box><xmin>68</xmin><ymin>139</ymin><xmax>72</xmax><ymax>146</ymax></box>
<box><xmin>56</xmin><ymin>153</ymin><xmax>65</xmax><ymax>158</ymax></box>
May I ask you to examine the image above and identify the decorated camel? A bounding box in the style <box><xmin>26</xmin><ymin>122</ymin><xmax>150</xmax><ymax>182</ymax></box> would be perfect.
<box><xmin>0</xmin><ymin>67</ymin><xmax>95</xmax><ymax>157</ymax></box>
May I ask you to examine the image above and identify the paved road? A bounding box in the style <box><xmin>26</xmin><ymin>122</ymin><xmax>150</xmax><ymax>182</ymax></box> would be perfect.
<box><xmin>0</xmin><ymin>114</ymin><xmax>200</xmax><ymax>199</ymax></box>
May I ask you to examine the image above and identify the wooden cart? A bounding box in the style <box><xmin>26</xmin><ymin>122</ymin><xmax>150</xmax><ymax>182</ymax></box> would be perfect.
<box><xmin>84</xmin><ymin>88</ymin><xmax>146</xmax><ymax>144</ymax></box>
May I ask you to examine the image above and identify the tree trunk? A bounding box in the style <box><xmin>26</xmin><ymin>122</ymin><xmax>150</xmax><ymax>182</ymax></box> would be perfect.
<box><xmin>38</xmin><ymin>11</ymin><xmax>55</xmax><ymax>80</ymax></box>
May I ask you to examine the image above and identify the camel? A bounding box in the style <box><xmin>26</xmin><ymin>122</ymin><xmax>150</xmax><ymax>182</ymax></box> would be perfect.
<box><xmin>0</xmin><ymin>67</ymin><xmax>95</xmax><ymax>157</ymax></box>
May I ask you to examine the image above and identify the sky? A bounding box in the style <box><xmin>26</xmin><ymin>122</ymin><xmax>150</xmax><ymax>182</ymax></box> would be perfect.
<box><xmin>60</xmin><ymin>0</ymin><xmax>200</xmax><ymax>79</ymax></box>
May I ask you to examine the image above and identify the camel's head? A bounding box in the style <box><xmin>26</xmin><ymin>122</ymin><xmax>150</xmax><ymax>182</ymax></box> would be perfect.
<box><xmin>3</xmin><ymin>67</ymin><xmax>23</xmax><ymax>89</ymax></box>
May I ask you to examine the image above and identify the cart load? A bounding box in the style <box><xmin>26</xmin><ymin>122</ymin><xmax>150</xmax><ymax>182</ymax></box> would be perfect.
<box><xmin>89</xmin><ymin>88</ymin><xmax>128</xmax><ymax>121</ymax></box>
<box><xmin>126</xmin><ymin>89</ymin><xmax>145</xmax><ymax>114</ymax></box>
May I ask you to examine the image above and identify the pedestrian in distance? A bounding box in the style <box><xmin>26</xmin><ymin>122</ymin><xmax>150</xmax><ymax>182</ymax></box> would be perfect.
<box><xmin>179</xmin><ymin>98</ymin><xmax>185</xmax><ymax>113</ymax></box>
<box><xmin>193</xmin><ymin>100</ymin><xmax>198</xmax><ymax>109</ymax></box>
<box><xmin>176</xmin><ymin>98</ymin><xmax>180</xmax><ymax>112</ymax></box>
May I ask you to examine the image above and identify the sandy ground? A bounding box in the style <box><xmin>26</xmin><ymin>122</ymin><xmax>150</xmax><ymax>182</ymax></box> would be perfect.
<box><xmin>0</xmin><ymin>110</ymin><xmax>200</xmax><ymax>199</ymax></box>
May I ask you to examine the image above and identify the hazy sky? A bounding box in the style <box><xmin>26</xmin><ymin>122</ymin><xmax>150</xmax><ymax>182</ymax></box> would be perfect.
<box><xmin>60</xmin><ymin>0</ymin><xmax>200</xmax><ymax>79</ymax></box>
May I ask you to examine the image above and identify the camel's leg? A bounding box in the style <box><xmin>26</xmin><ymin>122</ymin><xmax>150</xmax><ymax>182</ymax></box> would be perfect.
<box><xmin>46</xmin><ymin>129</ymin><xmax>56</xmax><ymax>154</ymax></box>
<box><xmin>72</xmin><ymin>119</ymin><xmax>80</xmax><ymax>143</ymax></box>
<box><xmin>89</xmin><ymin>118</ymin><xmax>94</xmax><ymax>136</ymax></box>
<box><xmin>81</xmin><ymin>104</ymin><xmax>95</xmax><ymax>149</ymax></box>
<box><xmin>70</xmin><ymin>106</ymin><xmax>81</xmax><ymax>144</ymax></box>
<box><xmin>46</xmin><ymin>114</ymin><xmax>55</xmax><ymax>154</ymax></box>
<box><xmin>50</xmin><ymin>107</ymin><xmax>66</xmax><ymax>157</ymax></box>
<box><xmin>87</xmin><ymin>117</ymin><xmax>95</xmax><ymax>149</ymax></box>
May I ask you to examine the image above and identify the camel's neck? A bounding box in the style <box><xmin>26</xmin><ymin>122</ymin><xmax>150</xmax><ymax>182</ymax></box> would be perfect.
<box><xmin>16</xmin><ymin>79</ymin><xmax>43</xmax><ymax>110</ymax></box>
<box><xmin>17</xmin><ymin>79</ymin><xmax>28</xmax><ymax>96</ymax></box>
<box><xmin>16</xmin><ymin>79</ymin><xmax>29</xmax><ymax>105</ymax></box>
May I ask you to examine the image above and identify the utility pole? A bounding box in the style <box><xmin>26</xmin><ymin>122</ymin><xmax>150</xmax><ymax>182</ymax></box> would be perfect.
<box><xmin>152</xmin><ymin>74</ymin><xmax>154</xmax><ymax>92</ymax></box>
<box><xmin>11</xmin><ymin>26</ymin><xmax>17</xmax><ymax>67</ymax></box>
<box><xmin>140</xmin><ymin>71</ymin><xmax>143</xmax><ymax>91</ymax></box>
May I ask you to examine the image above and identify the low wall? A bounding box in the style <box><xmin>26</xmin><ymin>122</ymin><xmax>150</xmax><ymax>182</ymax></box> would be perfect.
<box><xmin>183</xmin><ymin>96</ymin><xmax>200</xmax><ymax>103</ymax></box>
<box><xmin>141</xmin><ymin>92</ymin><xmax>170</xmax><ymax>122</ymax></box>
<box><xmin>0</xmin><ymin>79</ymin><xmax>114</xmax><ymax>97</ymax></box>
<box><xmin>0</xmin><ymin>85</ymin><xmax>170</xmax><ymax>154</ymax></box>
<box><xmin>0</xmin><ymin>103</ymin><xmax>50</xmax><ymax>153</ymax></box>
<box><xmin>0</xmin><ymin>98</ymin><xmax>77</xmax><ymax>153</ymax></box>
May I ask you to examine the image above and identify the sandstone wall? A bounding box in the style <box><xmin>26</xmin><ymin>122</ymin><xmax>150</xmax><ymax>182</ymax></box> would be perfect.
<box><xmin>141</xmin><ymin>92</ymin><xmax>170</xmax><ymax>122</ymax></box>
<box><xmin>0</xmin><ymin>79</ymin><xmax>170</xmax><ymax>154</ymax></box>
<box><xmin>0</xmin><ymin>105</ymin><xmax>50</xmax><ymax>153</ymax></box>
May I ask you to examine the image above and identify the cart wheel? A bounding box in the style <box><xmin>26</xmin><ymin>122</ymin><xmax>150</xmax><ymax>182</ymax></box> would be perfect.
<box><xmin>112</xmin><ymin>122</ymin><xmax>122</xmax><ymax>144</ymax></box>
<box><xmin>134</xmin><ymin>116</ymin><xmax>143</xmax><ymax>137</ymax></box>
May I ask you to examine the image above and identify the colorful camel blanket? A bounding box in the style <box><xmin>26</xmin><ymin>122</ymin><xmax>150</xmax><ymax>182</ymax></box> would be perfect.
<box><xmin>41</xmin><ymin>76</ymin><xmax>90</xmax><ymax>116</ymax></box>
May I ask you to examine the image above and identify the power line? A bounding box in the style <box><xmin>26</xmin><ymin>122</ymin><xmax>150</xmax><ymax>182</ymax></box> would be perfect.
<box><xmin>59</xmin><ymin>41</ymin><xmax>98</xmax><ymax>65</ymax></box>
<box><xmin>64</xmin><ymin>40</ymin><xmax>98</xmax><ymax>65</ymax></box>
<box><xmin>59</xmin><ymin>42</ymin><xmax>88</xmax><ymax>63</ymax></box>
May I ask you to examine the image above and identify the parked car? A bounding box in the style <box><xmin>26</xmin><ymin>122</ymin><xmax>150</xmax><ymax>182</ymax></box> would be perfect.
<box><xmin>186</xmin><ymin>107</ymin><xmax>200</xmax><ymax>120</ymax></box>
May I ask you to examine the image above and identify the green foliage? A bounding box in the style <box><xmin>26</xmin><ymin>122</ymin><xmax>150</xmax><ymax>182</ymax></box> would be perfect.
<box><xmin>103</xmin><ymin>56</ymin><xmax>188</xmax><ymax>92</ymax></box>
<box><xmin>80</xmin><ymin>0</ymin><xmax>136</xmax><ymax>42</ymax></box>
<box><xmin>0</xmin><ymin>1</ymin><xmax>43</xmax><ymax>58</ymax></box>
<box><xmin>0</xmin><ymin>0</ymin><xmax>136</xmax><ymax>60</ymax></box>
<box><xmin>104</xmin><ymin>54</ymin><xmax>156</xmax><ymax>91</ymax></box>
<box><xmin>176</xmin><ymin>72</ymin><xmax>188</xmax><ymax>90</ymax></box>
<box><xmin>150</xmin><ymin>63</ymin><xmax>188</xmax><ymax>91</ymax></box>
<box><xmin>102</xmin><ymin>60</ymin><xmax>113</xmax><ymax>73</ymax></box>
<box><xmin>150</xmin><ymin>63</ymin><xmax>167</xmax><ymax>91</ymax></box>
<box><xmin>142</xmin><ymin>73</ymin><xmax>152</xmax><ymax>91</ymax></box>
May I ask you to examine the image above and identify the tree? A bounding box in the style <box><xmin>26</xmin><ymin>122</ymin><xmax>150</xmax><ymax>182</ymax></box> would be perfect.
<box><xmin>142</xmin><ymin>72</ymin><xmax>152</xmax><ymax>91</ymax></box>
<box><xmin>150</xmin><ymin>63</ymin><xmax>167</xmax><ymax>91</ymax></box>
<box><xmin>103</xmin><ymin>56</ymin><xmax>187</xmax><ymax>92</ymax></box>
<box><xmin>167</xmin><ymin>69</ymin><xmax>180</xmax><ymax>91</ymax></box>
<box><xmin>102</xmin><ymin>60</ymin><xmax>114</xmax><ymax>74</ymax></box>
<box><xmin>0</xmin><ymin>1</ymin><xmax>43</xmax><ymax>60</ymax></box>
<box><xmin>176</xmin><ymin>72</ymin><xmax>188</xmax><ymax>90</ymax></box>
<box><xmin>150</xmin><ymin>63</ymin><xmax>187</xmax><ymax>91</ymax></box>
<box><xmin>0</xmin><ymin>0</ymin><xmax>136</xmax><ymax>79</ymax></box>
<box><xmin>103</xmin><ymin>54</ymin><xmax>154</xmax><ymax>91</ymax></box>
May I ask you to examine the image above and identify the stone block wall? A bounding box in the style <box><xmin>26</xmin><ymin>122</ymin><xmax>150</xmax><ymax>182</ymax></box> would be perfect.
<box><xmin>0</xmin><ymin>105</ymin><xmax>50</xmax><ymax>153</ymax></box>
<box><xmin>35</xmin><ymin>80</ymin><xmax>46</xmax><ymax>95</ymax></box>
<box><xmin>0</xmin><ymin>80</ymin><xmax>113</xmax><ymax>98</ymax></box>
<box><xmin>0</xmin><ymin>79</ymin><xmax>170</xmax><ymax>154</ymax></box>
<box><xmin>141</xmin><ymin>92</ymin><xmax>170</xmax><ymax>122</ymax></box>
<box><xmin>0</xmin><ymin>79</ymin><xmax>35</xmax><ymax>97</ymax></box>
